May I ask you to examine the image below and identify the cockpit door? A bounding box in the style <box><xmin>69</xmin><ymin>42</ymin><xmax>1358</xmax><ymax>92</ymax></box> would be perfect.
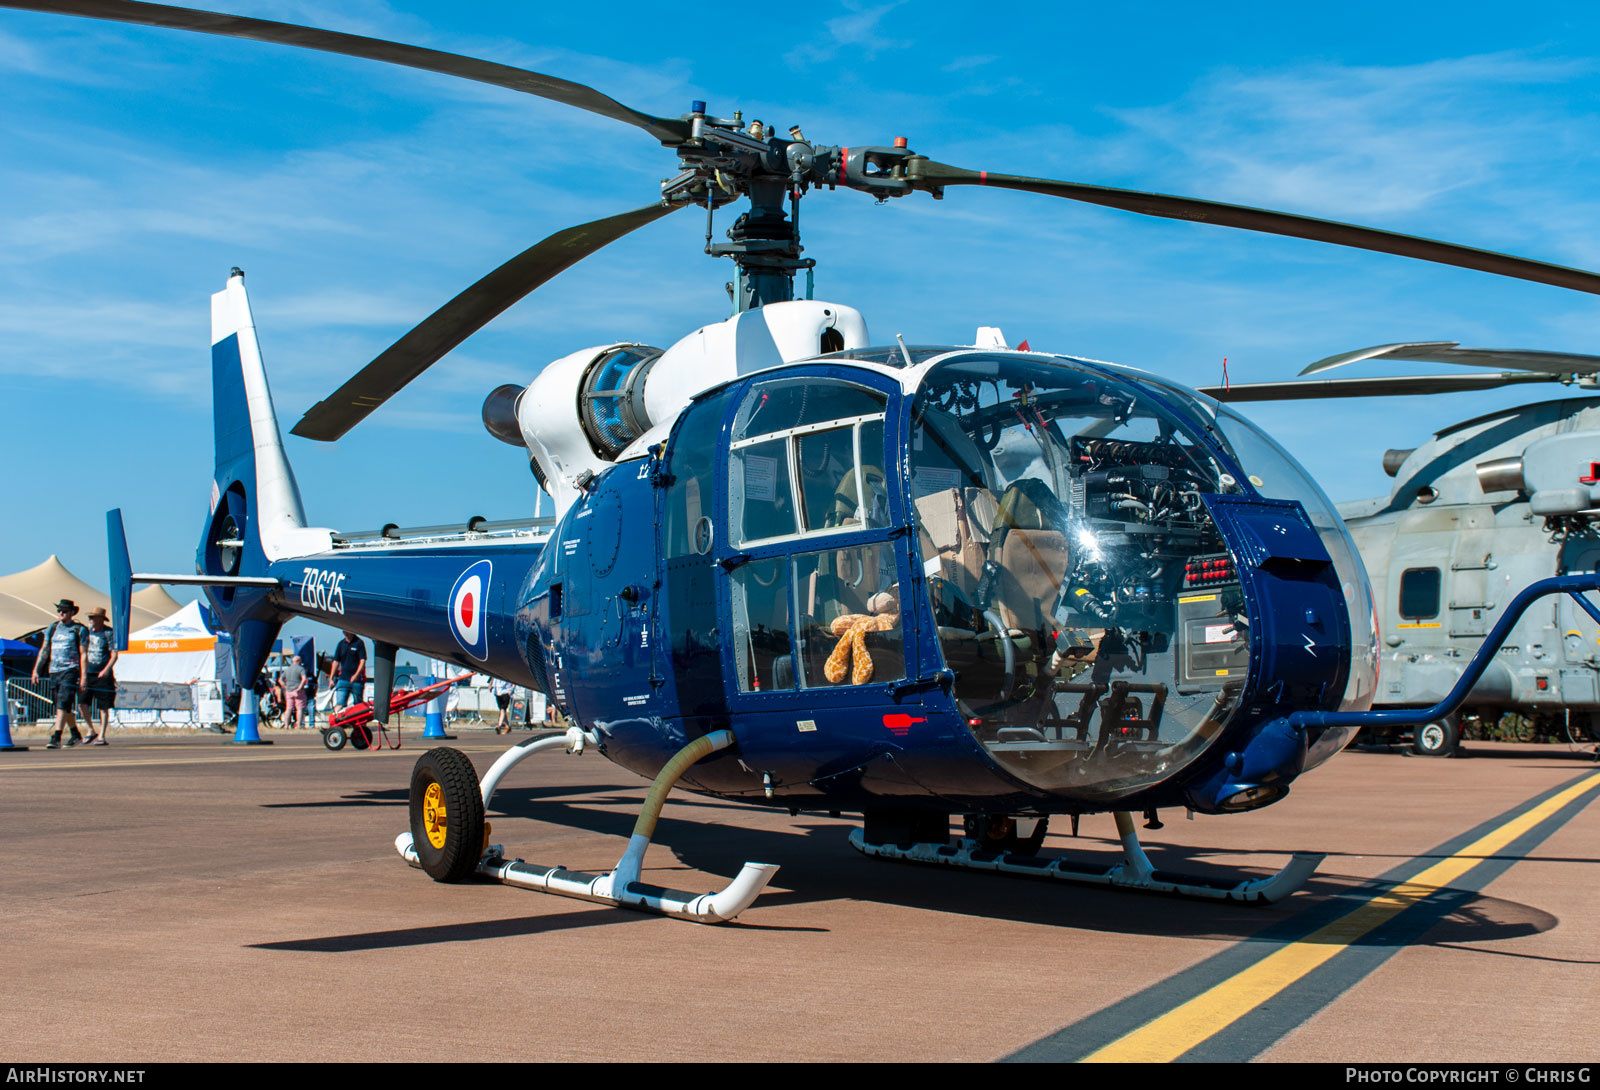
<box><xmin>714</xmin><ymin>368</ymin><xmax>919</xmax><ymax>712</ymax></box>
<box><xmin>659</xmin><ymin>384</ymin><xmax>742</xmax><ymax>720</ymax></box>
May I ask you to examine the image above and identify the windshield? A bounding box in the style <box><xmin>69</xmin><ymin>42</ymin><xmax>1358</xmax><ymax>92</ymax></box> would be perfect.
<box><xmin>910</xmin><ymin>354</ymin><xmax>1246</xmax><ymax>801</ymax></box>
<box><xmin>1205</xmin><ymin>401</ymin><xmax>1377</xmax><ymax>767</ymax></box>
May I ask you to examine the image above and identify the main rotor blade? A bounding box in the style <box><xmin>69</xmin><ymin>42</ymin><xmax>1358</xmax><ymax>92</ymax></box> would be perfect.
<box><xmin>1301</xmin><ymin>342</ymin><xmax>1600</xmax><ymax>377</ymax></box>
<box><xmin>1198</xmin><ymin>372</ymin><xmax>1556</xmax><ymax>402</ymax></box>
<box><xmin>906</xmin><ymin>159</ymin><xmax>1600</xmax><ymax>298</ymax></box>
<box><xmin>291</xmin><ymin>201</ymin><xmax>682</xmax><ymax>442</ymax></box>
<box><xmin>2</xmin><ymin>0</ymin><xmax>691</xmax><ymax>144</ymax></box>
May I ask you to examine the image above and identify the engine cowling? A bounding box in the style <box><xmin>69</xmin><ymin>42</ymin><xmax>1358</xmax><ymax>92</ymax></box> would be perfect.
<box><xmin>490</xmin><ymin>300</ymin><xmax>871</xmax><ymax>515</ymax></box>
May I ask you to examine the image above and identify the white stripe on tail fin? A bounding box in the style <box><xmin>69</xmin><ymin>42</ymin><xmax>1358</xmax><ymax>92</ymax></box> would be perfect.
<box><xmin>211</xmin><ymin>269</ymin><xmax>331</xmax><ymax>562</ymax></box>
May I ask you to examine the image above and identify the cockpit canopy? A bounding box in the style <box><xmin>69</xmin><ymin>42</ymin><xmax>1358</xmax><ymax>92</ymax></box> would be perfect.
<box><xmin>909</xmin><ymin>356</ymin><xmax>1257</xmax><ymax>798</ymax></box>
<box><xmin>660</xmin><ymin>350</ymin><xmax>1374</xmax><ymax>804</ymax></box>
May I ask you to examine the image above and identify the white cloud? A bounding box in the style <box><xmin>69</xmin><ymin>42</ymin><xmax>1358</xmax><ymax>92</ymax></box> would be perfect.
<box><xmin>1105</xmin><ymin>52</ymin><xmax>1599</xmax><ymax>236</ymax></box>
<box><xmin>0</xmin><ymin>27</ymin><xmax>50</xmax><ymax>75</ymax></box>
<box><xmin>786</xmin><ymin>2</ymin><xmax>909</xmax><ymax>66</ymax></box>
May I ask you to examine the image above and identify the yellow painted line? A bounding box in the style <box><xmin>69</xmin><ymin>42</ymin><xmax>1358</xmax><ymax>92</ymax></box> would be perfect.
<box><xmin>1178</xmin><ymin>594</ymin><xmax>1217</xmax><ymax>604</ymax></box>
<box><xmin>1082</xmin><ymin>771</ymin><xmax>1600</xmax><ymax>1063</ymax></box>
<box><xmin>1396</xmin><ymin>621</ymin><xmax>1441</xmax><ymax>629</ymax></box>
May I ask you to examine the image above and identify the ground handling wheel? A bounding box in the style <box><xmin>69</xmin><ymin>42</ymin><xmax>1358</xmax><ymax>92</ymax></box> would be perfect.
<box><xmin>350</xmin><ymin>721</ymin><xmax>372</xmax><ymax>750</ymax></box>
<box><xmin>1413</xmin><ymin>714</ymin><xmax>1460</xmax><ymax>757</ymax></box>
<box><xmin>322</xmin><ymin>727</ymin><xmax>346</xmax><ymax>751</ymax></box>
<box><xmin>409</xmin><ymin>747</ymin><xmax>485</xmax><ymax>882</ymax></box>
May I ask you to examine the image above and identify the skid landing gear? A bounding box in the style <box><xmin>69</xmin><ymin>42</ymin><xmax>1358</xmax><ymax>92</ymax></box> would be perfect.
<box><xmin>850</xmin><ymin>810</ymin><xmax>1322</xmax><ymax>904</ymax></box>
<box><xmin>395</xmin><ymin>727</ymin><xmax>779</xmax><ymax>924</ymax></box>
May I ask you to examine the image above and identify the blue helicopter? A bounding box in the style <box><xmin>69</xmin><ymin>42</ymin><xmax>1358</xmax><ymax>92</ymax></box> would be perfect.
<box><xmin>36</xmin><ymin>0</ymin><xmax>1600</xmax><ymax>923</ymax></box>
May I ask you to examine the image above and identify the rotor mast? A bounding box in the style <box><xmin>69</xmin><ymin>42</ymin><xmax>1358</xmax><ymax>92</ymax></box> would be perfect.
<box><xmin>662</xmin><ymin>101</ymin><xmax>917</xmax><ymax>312</ymax></box>
<box><xmin>715</xmin><ymin>174</ymin><xmax>808</xmax><ymax>310</ymax></box>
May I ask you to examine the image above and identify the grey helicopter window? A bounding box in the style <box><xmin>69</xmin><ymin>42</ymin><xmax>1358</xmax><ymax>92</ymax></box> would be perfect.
<box><xmin>729</xmin><ymin>378</ymin><xmax>890</xmax><ymax>546</ymax></box>
<box><xmin>910</xmin><ymin>355</ymin><xmax>1242</xmax><ymax>801</ymax></box>
<box><xmin>1399</xmin><ymin>567</ymin><xmax>1442</xmax><ymax>620</ymax></box>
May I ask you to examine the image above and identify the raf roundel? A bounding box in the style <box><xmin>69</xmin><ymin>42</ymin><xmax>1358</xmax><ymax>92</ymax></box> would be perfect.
<box><xmin>448</xmin><ymin>560</ymin><xmax>492</xmax><ymax>660</ymax></box>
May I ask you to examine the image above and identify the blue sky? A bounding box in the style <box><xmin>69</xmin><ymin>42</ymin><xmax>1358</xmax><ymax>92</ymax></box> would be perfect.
<box><xmin>3</xmin><ymin>0</ymin><xmax>1600</xmax><ymax>652</ymax></box>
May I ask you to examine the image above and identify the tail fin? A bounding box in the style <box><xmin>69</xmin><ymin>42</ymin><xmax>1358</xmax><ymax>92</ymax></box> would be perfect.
<box><xmin>204</xmin><ymin>268</ymin><xmax>328</xmax><ymax>569</ymax></box>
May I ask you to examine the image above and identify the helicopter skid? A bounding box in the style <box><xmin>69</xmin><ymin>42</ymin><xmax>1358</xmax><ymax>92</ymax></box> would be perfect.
<box><xmin>847</xmin><ymin>829</ymin><xmax>1322</xmax><ymax>904</ymax></box>
<box><xmin>397</xmin><ymin>727</ymin><xmax>779</xmax><ymax>923</ymax></box>
<box><xmin>395</xmin><ymin>835</ymin><xmax>779</xmax><ymax>923</ymax></box>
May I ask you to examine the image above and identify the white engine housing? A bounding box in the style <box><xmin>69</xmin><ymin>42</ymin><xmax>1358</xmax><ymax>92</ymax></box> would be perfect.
<box><xmin>516</xmin><ymin>300</ymin><xmax>869</xmax><ymax>515</ymax></box>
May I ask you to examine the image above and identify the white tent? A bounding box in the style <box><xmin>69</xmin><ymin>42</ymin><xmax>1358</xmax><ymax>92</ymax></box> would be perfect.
<box><xmin>0</xmin><ymin>555</ymin><xmax>179</xmax><ymax>639</ymax></box>
<box><xmin>119</xmin><ymin>601</ymin><xmax>221</xmax><ymax>683</ymax></box>
<box><xmin>113</xmin><ymin>601</ymin><xmax>233</xmax><ymax>725</ymax></box>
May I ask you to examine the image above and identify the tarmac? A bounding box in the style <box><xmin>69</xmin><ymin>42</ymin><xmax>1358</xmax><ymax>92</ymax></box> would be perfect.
<box><xmin>3</xmin><ymin>725</ymin><xmax>1597</xmax><ymax>1063</ymax></box>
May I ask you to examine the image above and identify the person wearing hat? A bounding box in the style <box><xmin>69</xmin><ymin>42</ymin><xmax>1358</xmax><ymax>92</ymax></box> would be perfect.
<box><xmin>31</xmin><ymin>599</ymin><xmax>88</xmax><ymax>748</ymax></box>
<box><xmin>79</xmin><ymin>606</ymin><xmax>118</xmax><ymax>745</ymax></box>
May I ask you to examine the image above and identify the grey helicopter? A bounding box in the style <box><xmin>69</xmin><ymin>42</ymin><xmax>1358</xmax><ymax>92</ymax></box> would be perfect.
<box><xmin>1204</xmin><ymin>343</ymin><xmax>1600</xmax><ymax>757</ymax></box>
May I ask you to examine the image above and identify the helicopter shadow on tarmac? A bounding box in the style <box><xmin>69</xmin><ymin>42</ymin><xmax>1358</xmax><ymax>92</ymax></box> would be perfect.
<box><xmin>255</xmin><ymin>784</ymin><xmax>625</xmax><ymax>809</ymax></box>
<box><xmin>1443</xmin><ymin>747</ymin><xmax>1600</xmax><ymax>765</ymax></box>
<box><xmin>249</xmin><ymin>904</ymin><xmax>654</xmax><ymax>951</ymax></box>
<box><xmin>469</xmin><ymin>784</ymin><xmax>1566</xmax><ymax>949</ymax></box>
<box><xmin>245</xmin><ymin>777</ymin><xmax>1569</xmax><ymax>954</ymax></box>
<box><xmin>1354</xmin><ymin>743</ymin><xmax>1600</xmax><ymax>763</ymax></box>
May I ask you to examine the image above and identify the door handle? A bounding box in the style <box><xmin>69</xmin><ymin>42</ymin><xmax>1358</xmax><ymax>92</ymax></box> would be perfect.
<box><xmin>886</xmin><ymin>669</ymin><xmax>954</xmax><ymax>699</ymax></box>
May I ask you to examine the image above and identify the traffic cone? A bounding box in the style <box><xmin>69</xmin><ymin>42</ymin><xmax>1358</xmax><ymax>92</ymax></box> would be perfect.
<box><xmin>227</xmin><ymin>687</ymin><xmax>272</xmax><ymax>745</ymax></box>
<box><xmin>421</xmin><ymin>676</ymin><xmax>453</xmax><ymax>740</ymax></box>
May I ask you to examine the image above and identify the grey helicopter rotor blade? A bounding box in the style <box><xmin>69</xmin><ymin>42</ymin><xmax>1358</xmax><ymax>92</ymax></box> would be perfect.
<box><xmin>0</xmin><ymin>0</ymin><xmax>692</xmax><ymax>144</ymax></box>
<box><xmin>1197</xmin><ymin>371</ymin><xmax>1557</xmax><ymax>402</ymax></box>
<box><xmin>292</xmin><ymin>201</ymin><xmax>683</xmax><ymax>442</ymax></box>
<box><xmin>1300</xmin><ymin>342</ymin><xmax>1600</xmax><ymax>376</ymax></box>
<box><xmin>905</xmin><ymin>159</ymin><xmax>1600</xmax><ymax>298</ymax></box>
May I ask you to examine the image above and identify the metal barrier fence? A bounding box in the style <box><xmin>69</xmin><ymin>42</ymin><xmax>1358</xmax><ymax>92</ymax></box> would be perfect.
<box><xmin>5</xmin><ymin>674</ymin><xmax>551</xmax><ymax>731</ymax></box>
<box><xmin>112</xmin><ymin>680</ymin><xmax>227</xmax><ymax>727</ymax></box>
<box><xmin>5</xmin><ymin>677</ymin><xmax>54</xmax><ymax>725</ymax></box>
<box><xmin>3</xmin><ymin>677</ymin><xmax>225</xmax><ymax>729</ymax></box>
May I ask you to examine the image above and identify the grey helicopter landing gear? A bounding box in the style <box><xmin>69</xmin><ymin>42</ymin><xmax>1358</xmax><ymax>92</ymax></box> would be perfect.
<box><xmin>1412</xmin><ymin>713</ymin><xmax>1461</xmax><ymax>757</ymax></box>
<box><xmin>851</xmin><ymin>808</ymin><xmax>1322</xmax><ymax>904</ymax></box>
<box><xmin>396</xmin><ymin>728</ymin><xmax>779</xmax><ymax>923</ymax></box>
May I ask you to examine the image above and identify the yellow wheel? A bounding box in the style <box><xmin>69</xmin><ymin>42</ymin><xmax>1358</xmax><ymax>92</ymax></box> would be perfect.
<box><xmin>408</xmin><ymin>747</ymin><xmax>484</xmax><ymax>882</ymax></box>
